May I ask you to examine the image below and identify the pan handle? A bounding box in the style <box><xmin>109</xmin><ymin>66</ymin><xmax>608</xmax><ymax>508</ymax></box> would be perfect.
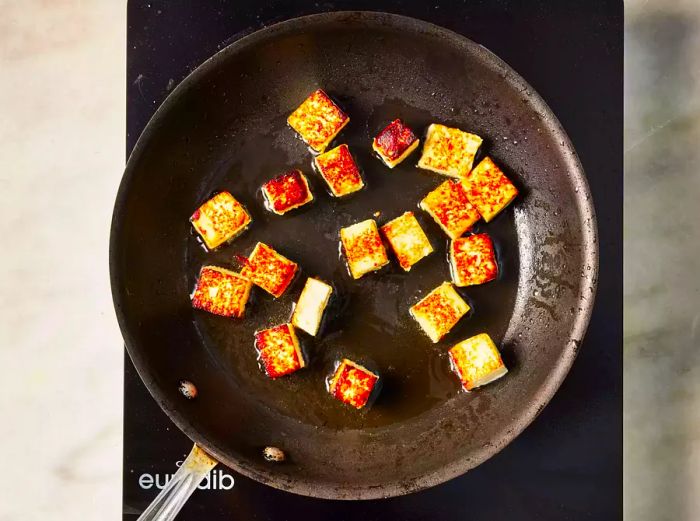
<box><xmin>137</xmin><ymin>444</ymin><xmax>218</xmax><ymax>521</ymax></box>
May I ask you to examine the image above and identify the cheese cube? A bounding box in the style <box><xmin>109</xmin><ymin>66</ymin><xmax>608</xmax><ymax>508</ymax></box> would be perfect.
<box><xmin>462</xmin><ymin>156</ymin><xmax>518</xmax><ymax>222</ymax></box>
<box><xmin>417</xmin><ymin>123</ymin><xmax>483</xmax><ymax>178</ymax></box>
<box><xmin>190</xmin><ymin>191</ymin><xmax>251</xmax><ymax>250</ymax></box>
<box><xmin>449</xmin><ymin>233</ymin><xmax>498</xmax><ymax>287</ymax></box>
<box><xmin>329</xmin><ymin>358</ymin><xmax>379</xmax><ymax>409</ymax></box>
<box><xmin>240</xmin><ymin>242</ymin><xmax>298</xmax><ymax>298</ymax></box>
<box><xmin>292</xmin><ymin>277</ymin><xmax>333</xmax><ymax>336</ymax></box>
<box><xmin>339</xmin><ymin>219</ymin><xmax>390</xmax><ymax>279</ymax></box>
<box><xmin>419</xmin><ymin>180</ymin><xmax>481</xmax><ymax>239</ymax></box>
<box><xmin>314</xmin><ymin>144</ymin><xmax>364</xmax><ymax>197</ymax></box>
<box><xmin>191</xmin><ymin>266</ymin><xmax>252</xmax><ymax>318</ymax></box>
<box><xmin>380</xmin><ymin>211</ymin><xmax>433</xmax><ymax>271</ymax></box>
<box><xmin>254</xmin><ymin>323</ymin><xmax>305</xmax><ymax>378</ymax></box>
<box><xmin>287</xmin><ymin>89</ymin><xmax>349</xmax><ymax>153</ymax></box>
<box><xmin>261</xmin><ymin>170</ymin><xmax>313</xmax><ymax>215</ymax></box>
<box><xmin>372</xmin><ymin>119</ymin><xmax>420</xmax><ymax>168</ymax></box>
<box><xmin>449</xmin><ymin>333</ymin><xmax>507</xmax><ymax>390</ymax></box>
<box><xmin>409</xmin><ymin>282</ymin><xmax>470</xmax><ymax>343</ymax></box>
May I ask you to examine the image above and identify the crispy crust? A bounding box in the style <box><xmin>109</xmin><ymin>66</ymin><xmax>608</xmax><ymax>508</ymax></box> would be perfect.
<box><xmin>240</xmin><ymin>242</ymin><xmax>298</xmax><ymax>298</ymax></box>
<box><xmin>191</xmin><ymin>266</ymin><xmax>252</xmax><ymax>318</ymax></box>
<box><xmin>417</xmin><ymin>123</ymin><xmax>483</xmax><ymax>178</ymax></box>
<box><xmin>449</xmin><ymin>333</ymin><xmax>507</xmax><ymax>391</ymax></box>
<box><xmin>329</xmin><ymin>358</ymin><xmax>379</xmax><ymax>409</ymax></box>
<box><xmin>255</xmin><ymin>323</ymin><xmax>305</xmax><ymax>378</ymax></box>
<box><xmin>314</xmin><ymin>144</ymin><xmax>364</xmax><ymax>197</ymax></box>
<box><xmin>190</xmin><ymin>191</ymin><xmax>252</xmax><ymax>250</ymax></box>
<box><xmin>291</xmin><ymin>277</ymin><xmax>333</xmax><ymax>336</ymax></box>
<box><xmin>419</xmin><ymin>180</ymin><xmax>481</xmax><ymax>239</ymax></box>
<box><xmin>261</xmin><ymin>170</ymin><xmax>314</xmax><ymax>215</ymax></box>
<box><xmin>339</xmin><ymin>219</ymin><xmax>389</xmax><ymax>279</ymax></box>
<box><xmin>287</xmin><ymin>89</ymin><xmax>349</xmax><ymax>152</ymax></box>
<box><xmin>449</xmin><ymin>233</ymin><xmax>498</xmax><ymax>287</ymax></box>
<box><xmin>462</xmin><ymin>156</ymin><xmax>518</xmax><ymax>222</ymax></box>
<box><xmin>380</xmin><ymin>211</ymin><xmax>433</xmax><ymax>271</ymax></box>
<box><xmin>409</xmin><ymin>282</ymin><xmax>470</xmax><ymax>343</ymax></box>
<box><xmin>372</xmin><ymin>119</ymin><xmax>420</xmax><ymax>168</ymax></box>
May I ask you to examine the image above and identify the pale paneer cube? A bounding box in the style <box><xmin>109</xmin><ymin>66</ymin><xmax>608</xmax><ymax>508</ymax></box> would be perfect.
<box><xmin>287</xmin><ymin>89</ymin><xmax>349</xmax><ymax>153</ymax></box>
<box><xmin>372</xmin><ymin>119</ymin><xmax>420</xmax><ymax>168</ymax></box>
<box><xmin>191</xmin><ymin>266</ymin><xmax>252</xmax><ymax>318</ymax></box>
<box><xmin>380</xmin><ymin>212</ymin><xmax>433</xmax><ymax>271</ymax></box>
<box><xmin>462</xmin><ymin>156</ymin><xmax>519</xmax><ymax>222</ymax></box>
<box><xmin>409</xmin><ymin>282</ymin><xmax>470</xmax><ymax>343</ymax></box>
<box><xmin>417</xmin><ymin>123</ymin><xmax>483</xmax><ymax>178</ymax></box>
<box><xmin>449</xmin><ymin>233</ymin><xmax>498</xmax><ymax>287</ymax></box>
<box><xmin>314</xmin><ymin>144</ymin><xmax>364</xmax><ymax>197</ymax></box>
<box><xmin>449</xmin><ymin>333</ymin><xmax>507</xmax><ymax>390</ymax></box>
<box><xmin>292</xmin><ymin>277</ymin><xmax>333</xmax><ymax>336</ymax></box>
<box><xmin>419</xmin><ymin>180</ymin><xmax>481</xmax><ymax>239</ymax></box>
<box><xmin>340</xmin><ymin>219</ymin><xmax>389</xmax><ymax>279</ymax></box>
<box><xmin>254</xmin><ymin>323</ymin><xmax>305</xmax><ymax>378</ymax></box>
<box><xmin>261</xmin><ymin>170</ymin><xmax>314</xmax><ymax>215</ymax></box>
<box><xmin>240</xmin><ymin>242</ymin><xmax>298</xmax><ymax>298</ymax></box>
<box><xmin>190</xmin><ymin>191</ymin><xmax>251</xmax><ymax>250</ymax></box>
<box><xmin>329</xmin><ymin>358</ymin><xmax>379</xmax><ymax>409</ymax></box>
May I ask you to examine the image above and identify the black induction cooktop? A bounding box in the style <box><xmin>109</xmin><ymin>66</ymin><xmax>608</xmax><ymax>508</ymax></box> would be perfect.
<box><xmin>123</xmin><ymin>1</ymin><xmax>622</xmax><ymax>519</ymax></box>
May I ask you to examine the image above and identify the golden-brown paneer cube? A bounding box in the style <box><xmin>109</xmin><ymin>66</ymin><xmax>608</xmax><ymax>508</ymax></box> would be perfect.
<box><xmin>339</xmin><ymin>219</ymin><xmax>390</xmax><ymax>279</ymax></box>
<box><xmin>372</xmin><ymin>119</ymin><xmax>420</xmax><ymax>168</ymax></box>
<box><xmin>449</xmin><ymin>233</ymin><xmax>498</xmax><ymax>287</ymax></box>
<box><xmin>449</xmin><ymin>333</ymin><xmax>507</xmax><ymax>390</ymax></box>
<box><xmin>191</xmin><ymin>266</ymin><xmax>252</xmax><ymax>318</ymax></box>
<box><xmin>291</xmin><ymin>277</ymin><xmax>333</xmax><ymax>336</ymax></box>
<box><xmin>329</xmin><ymin>358</ymin><xmax>379</xmax><ymax>409</ymax></box>
<box><xmin>417</xmin><ymin>123</ymin><xmax>483</xmax><ymax>178</ymax></box>
<box><xmin>462</xmin><ymin>156</ymin><xmax>518</xmax><ymax>222</ymax></box>
<box><xmin>380</xmin><ymin>212</ymin><xmax>433</xmax><ymax>271</ymax></box>
<box><xmin>240</xmin><ymin>242</ymin><xmax>298</xmax><ymax>298</ymax></box>
<box><xmin>287</xmin><ymin>89</ymin><xmax>349</xmax><ymax>153</ymax></box>
<box><xmin>409</xmin><ymin>282</ymin><xmax>470</xmax><ymax>343</ymax></box>
<box><xmin>419</xmin><ymin>180</ymin><xmax>481</xmax><ymax>239</ymax></box>
<box><xmin>190</xmin><ymin>191</ymin><xmax>251</xmax><ymax>250</ymax></box>
<box><xmin>314</xmin><ymin>144</ymin><xmax>365</xmax><ymax>197</ymax></box>
<box><xmin>261</xmin><ymin>170</ymin><xmax>314</xmax><ymax>215</ymax></box>
<box><xmin>254</xmin><ymin>323</ymin><xmax>305</xmax><ymax>378</ymax></box>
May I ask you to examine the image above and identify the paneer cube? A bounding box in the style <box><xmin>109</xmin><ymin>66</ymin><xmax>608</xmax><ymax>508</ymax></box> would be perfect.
<box><xmin>409</xmin><ymin>282</ymin><xmax>470</xmax><ymax>343</ymax></box>
<box><xmin>417</xmin><ymin>123</ymin><xmax>483</xmax><ymax>178</ymax></box>
<box><xmin>329</xmin><ymin>358</ymin><xmax>379</xmax><ymax>409</ymax></box>
<box><xmin>339</xmin><ymin>219</ymin><xmax>390</xmax><ymax>279</ymax></box>
<box><xmin>254</xmin><ymin>323</ymin><xmax>305</xmax><ymax>378</ymax></box>
<box><xmin>449</xmin><ymin>233</ymin><xmax>498</xmax><ymax>287</ymax></box>
<box><xmin>292</xmin><ymin>277</ymin><xmax>333</xmax><ymax>336</ymax></box>
<box><xmin>261</xmin><ymin>170</ymin><xmax>313</xmax><ymax>215</ymax></box>
<box><xmin>449</xmin><ymin>333</ymin><xmax>507</xmax><ymax>390</ymax></box>
<box><xmin>190</xmin><ymin>191</ymin><xmax>251</xmax><ymax>250</ymax></box>
<box><xmin>419</xmin><ymin>180</ymin><xmax>481</xmax><ymax>239</ymax></box>
<box><xmin>191</xmin><ymin>266</ymin><xmax>252</xmax><ymax>318</ymax></box>
<box><xmin>287</xmin><ymin>89</ymin><xmax>349</xmax><ymax>153</ymax></box>
<box><xmin>462</xmin><ymin>156</ymin><xmax>518</xmax><ymax>222</ymax></box>
<box><xmin>372</xmin><ymin>119</ymin><xmax>420</xmax><ymax>168</ymax></box>
<box><xmin>380</xmin><ymin>211</ymin><xmax>433</xmax><ymax>271</ymax></box>
<box><xmin>240</xmin><ymin>242</ymin><xmax>298</xmax><ymax>298</ymax></box>
<box><xmin>314</xmin><ymin>144</ymin><xmax>364</xmax><ymax>197</ymax></box>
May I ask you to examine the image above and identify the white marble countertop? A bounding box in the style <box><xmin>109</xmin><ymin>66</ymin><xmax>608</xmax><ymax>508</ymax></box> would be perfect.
<box><xmin>1</xmin><ymin>0</ymin><xmax>697</xmax><ymax>519</ymax></box>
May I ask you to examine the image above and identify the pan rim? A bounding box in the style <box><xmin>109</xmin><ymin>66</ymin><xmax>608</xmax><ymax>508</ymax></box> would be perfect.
<box><xmin>111</xmin><ymin>10</ymin><xmax>599</xmax><ymax>499</ymax></box>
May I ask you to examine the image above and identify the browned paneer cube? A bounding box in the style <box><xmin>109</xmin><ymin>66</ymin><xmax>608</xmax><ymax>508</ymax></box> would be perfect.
<box><xmin>372</xmin><ymin>119</ymin><xmax>420</xmax><ymax>168</ymax></box>
<box><xmin>419</xmin><ymin>180</ymin><xmax>481</xmax><ymax>239</ymax></box>
<box><xmin>314</xmin><ymin>144</ymin><xmax>365</xmax><ymax>197</ymax></box>
<box><xmin>462</xmin><ymin>157</ymin><xmax>518</xmax><ymax>222</ymax></box>
<box><xmin>380</xmin><ymin>212</ymin><xmax>433</xmax><ymax>271</ymax></box>
<box><xmin>240</xmin><ymin>242</ymin><xmax>298</xmax><ymax>298</ymax></box>
<box><xmin>190</xmin><ymin>191</ymin><xmax>251</xmax><ymax>250</ymax></box>
<box><xmin>409</xmin><ymin>282</ymin><xmax>470</xmax><ymax>343</ymax></box>
<box><xmin>417</xmin><ymin>123</ymin><xmax>483</xmax><ymax>178</ymax></box>
<box><xmin>287</xmin><ymin>89</ymin><xmax>349</xmax><ymax>152</ymax></box>
<box><xmin>449</xmin><ymin>233</ymin><xmax>498</xmax><ymax>287</ymax></box>
<box><xmin>339</xmin><ymin>219</ymin><xmax>390</xmax><ymax>279</ymax></box>
<box><xmin>255</xmin><ymin>323</ymin><xmax>305</xmax><ymax>378</ymax></box>
<box><xmin>328</xmin><ymin>358</ymin><xmax>379</xmax><ymax>409</ymax></box>
<box><xmin>449</xmin><ymin>333</ymin><xmax>507</xmax><ymax>390</ymax></box>
<box><xmin>191</xmin><ymin>266</ymin><xmax>252</xmax><ymax>318</ymax></box>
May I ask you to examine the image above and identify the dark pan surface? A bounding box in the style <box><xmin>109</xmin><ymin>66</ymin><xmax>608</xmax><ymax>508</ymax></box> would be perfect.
<box><xmin>111</xmin><ymin>12</ymin><xmax>598</xmax><ymax>499</ymax></box>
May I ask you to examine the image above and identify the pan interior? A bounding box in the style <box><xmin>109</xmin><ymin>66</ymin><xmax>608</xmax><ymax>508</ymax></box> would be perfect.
<box><xmin>113</xmin><ymin>12</ymin><xmax>595</xmax><ymax>498</ymax></box>
<box><xmin>189</xmin><ymin>93</ymin><xmax>519</xmax><ymax>429</ymax></box>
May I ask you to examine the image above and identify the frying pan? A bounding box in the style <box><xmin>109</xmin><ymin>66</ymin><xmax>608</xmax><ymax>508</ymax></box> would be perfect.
<box><xmin>110</xmin><ymin>10</ymin><xmax>598</xmax><ymax>518</ymax></box>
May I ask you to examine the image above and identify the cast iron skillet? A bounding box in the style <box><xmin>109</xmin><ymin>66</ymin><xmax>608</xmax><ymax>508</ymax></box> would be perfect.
<box><xmin>110</xmin><ymin>10</ymin><xmax>598</xmax><ymax>509</ymax></box>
